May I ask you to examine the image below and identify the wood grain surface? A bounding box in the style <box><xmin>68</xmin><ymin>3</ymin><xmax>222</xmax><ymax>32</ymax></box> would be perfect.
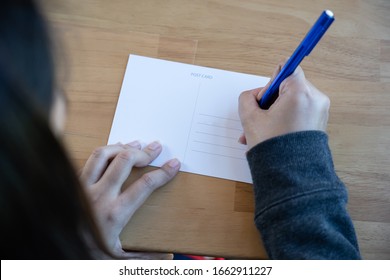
<box><xmin>42</xmin><ymin>0</ymin><xmax>390</xmax><ymax>259</ymax></box>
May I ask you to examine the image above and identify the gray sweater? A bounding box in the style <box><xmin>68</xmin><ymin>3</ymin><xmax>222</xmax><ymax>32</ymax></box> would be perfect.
<box><xmin>246</xmin><ymin>131</ymin><xmax>361</xmax><ymax>259</ymax></box>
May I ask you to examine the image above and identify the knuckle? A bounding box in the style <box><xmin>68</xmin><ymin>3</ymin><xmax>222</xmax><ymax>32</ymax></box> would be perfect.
<box><xmin>161</xmin><ymin>166</ymin><xmax>174</xmax><ymax>180</ymax></box>
<box><xmin>239</xmin><ymin>90</ymin><xmax>253</xmax><ymax>98</ymax></box>
<box><xmin>92</xmin><ymin>146</ymin><xmax>107</xmax><ymax>159</ymax></box>
<box><xmin>117</xmin><ymin>150</ymin><xmax>136</xmax><ymax>164</ymax></box>
<box><xmin>143</xmin><ymin>148</ymin><xmax>155</xmax><ymax>159</ymax></box>
<box><xmin>239</xmin><ymin>89</ymin><xmax>254</xmax><ymax>102</ymax></box>
<box><xmin>279</xmin><ymin>58</ymin><xmax>287</xmax><ymax>66</ymax></box>
<box><xmin>319</xmin><ymin>95</ymin><xmax>331</xmax><ymax>115</ymax></box>
<box><xmin>140</xmin><ymin>173</ymin><xmax>156</xmax><ymax>190</ymax></box>
<box><xmin>287</xmin><ymin>80</ymin><xmax>311</xmax><ymax>101</ymax></box>
<box><xmin>239</xmin><ymin>90</ymin><xmax>249</xmax><ymax>100</ymax></box>
<box><xmin>322</xmin><ymin>94</ymin><xmax>331</xmax><ymax>108</ymax></box>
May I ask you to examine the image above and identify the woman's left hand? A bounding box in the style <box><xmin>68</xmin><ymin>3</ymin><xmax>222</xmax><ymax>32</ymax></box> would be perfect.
<box><xmin>80</xmin><ymin>141</ymin><xmax>180</xmax><ymax>258</ymax></box>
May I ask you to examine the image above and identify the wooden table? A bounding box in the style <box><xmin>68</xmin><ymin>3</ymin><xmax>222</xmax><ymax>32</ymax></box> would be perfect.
<box><xmin>42</xmin><ymin>0</ymin><xmax>390</xmax><ymax>259</ymax></box>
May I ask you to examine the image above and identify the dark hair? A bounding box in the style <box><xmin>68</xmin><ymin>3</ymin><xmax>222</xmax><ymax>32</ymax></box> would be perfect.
<box><xmin>0</xmin><ymin>0</ymin><xmax>108</xmax><ymax>259</ymax></box>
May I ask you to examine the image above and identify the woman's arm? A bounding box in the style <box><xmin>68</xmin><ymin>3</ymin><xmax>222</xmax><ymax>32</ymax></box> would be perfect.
<box><xmin>238</xmin><ymin>63</ymin><xmax>360</xmax><ymax>259</ymax></box>
<box><xmin>247</xmin><ymin>131</ymin><xmax>360</xmax><ymax>259</ymax></box>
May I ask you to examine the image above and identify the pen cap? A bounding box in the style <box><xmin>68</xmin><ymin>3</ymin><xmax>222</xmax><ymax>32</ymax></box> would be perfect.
<box><xmin>305</xmin><ymin>10</ymin><xmax>334</xmax><ymax>55</ymax></box>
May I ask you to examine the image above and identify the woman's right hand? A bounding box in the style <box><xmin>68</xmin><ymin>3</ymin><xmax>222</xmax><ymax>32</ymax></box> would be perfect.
<box><xmin>238</xmin><ymin>62</ymin><xmax>330</xmax><ymax>150</ymax></box>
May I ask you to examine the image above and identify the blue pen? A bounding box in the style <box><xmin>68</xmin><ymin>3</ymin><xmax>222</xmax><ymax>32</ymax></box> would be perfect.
<box><xmin>259</xmin><ymin>10</ymin><xmax>335</xmax><ymax>109</ymax></box>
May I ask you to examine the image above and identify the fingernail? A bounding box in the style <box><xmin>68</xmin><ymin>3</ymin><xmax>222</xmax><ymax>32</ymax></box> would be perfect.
<box><xmin>126</xmin><ymin>141</ymin><xmax>141</xmax><ymax>149</ymax></box>
<box><xmin>168</xmin><ymin>158</ymin><xmax>180</xmax><ymax>169</ymax></box>
<box><xmin>147</xmin><ymin>141</ymin><xmax>161</xmax><ymax>151</ymax></box>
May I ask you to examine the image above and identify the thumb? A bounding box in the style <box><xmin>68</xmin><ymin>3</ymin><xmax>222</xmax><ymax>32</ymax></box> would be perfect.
<box><xmin>239</xmin><ymin>88</ymin><xmax>262</xmax><ymax>113</ymax></box>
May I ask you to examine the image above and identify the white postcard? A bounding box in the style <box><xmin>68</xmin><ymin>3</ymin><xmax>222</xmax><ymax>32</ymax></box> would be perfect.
<box><xmin>108</xmin><ymin>55</ymin><xmax>269</xmax><ymax>183</ymax></box>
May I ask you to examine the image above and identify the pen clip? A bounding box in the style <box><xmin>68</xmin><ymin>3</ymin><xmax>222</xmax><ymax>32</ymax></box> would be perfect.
<box><xmin>306</xmin><ymin>10</ymin><xmax>334</xmax><ymax>56</ymax></box>
<box><xmin>305</xmin><ymin>28</ymin><xmax>326</xmax><ymax>56</ymax></box>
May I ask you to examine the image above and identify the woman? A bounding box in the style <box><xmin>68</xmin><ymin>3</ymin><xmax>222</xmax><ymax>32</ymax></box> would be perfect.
<box><xmin>0</xmin><ymin>0</ymin><xmax>180</xmax><ymax>259</ymax></box>
<box><xmin>1</xmin><ymin>0</ymin><xmax>360</xmax><ymax>260</ymax></box>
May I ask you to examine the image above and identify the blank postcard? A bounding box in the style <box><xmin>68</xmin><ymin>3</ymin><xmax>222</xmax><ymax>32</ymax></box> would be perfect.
<box><xmin>108</xmin><ymin>55</ymin><xmax>269</xmax><ymax>183</ymax></box>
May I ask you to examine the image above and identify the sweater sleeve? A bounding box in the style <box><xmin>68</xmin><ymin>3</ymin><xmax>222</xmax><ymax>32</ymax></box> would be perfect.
<box><xmin>246</xmin><ymin>131</ymin><xmax>361</xmax><ymax>259</ymax></box>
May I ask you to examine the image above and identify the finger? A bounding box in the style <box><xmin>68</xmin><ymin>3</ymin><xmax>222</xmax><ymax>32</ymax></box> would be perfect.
<box><xmin>275</xmin><ymin>57</ymin><xmax>289</xmax><ymax>77</ymax></box>
<box><xmin>135</xmin><ymin>141</ymin><xmax>163</xmax><ymax>167</ymax></box>
<box><xmin>100</xmin><ymin>141</ymin><xmax>163</xmax><ymax>191</ymax></box>
<box><xmin>120</xmin><ymin>158</ymin><xmax>181</xmax><ymax>218</ymax></box>
<box><xmin>256</xmin><ymin>60</ymin><xmax>284</xmax><ymax>100</ymax></box>
<box><xmin>279</xmin><ymin>65</ymin><xmax>306</xmax><ymax>95</ymax></box>
<box><xmin>239</xmin><ymin>89</ymin><xmax>262</xmax><ymax>113</ymax></box>
<box><xmin>288</xmin><ymin>65</ymin><xmax>305</xmax><ymax>81</ymax></box>
<box><xmin>80</xmin><ymin>142</ymin><xmax>140</xmax><ymax>186</ymax></box>
<box><xmin>238</xmin><ymin>133</ymin><xmax>247</xmax><ymax>145</ymax></box>
<box><xmin>256</xmin><ymin>80</ymin><xmax>271</xmax><ymax>101</ymax></box>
